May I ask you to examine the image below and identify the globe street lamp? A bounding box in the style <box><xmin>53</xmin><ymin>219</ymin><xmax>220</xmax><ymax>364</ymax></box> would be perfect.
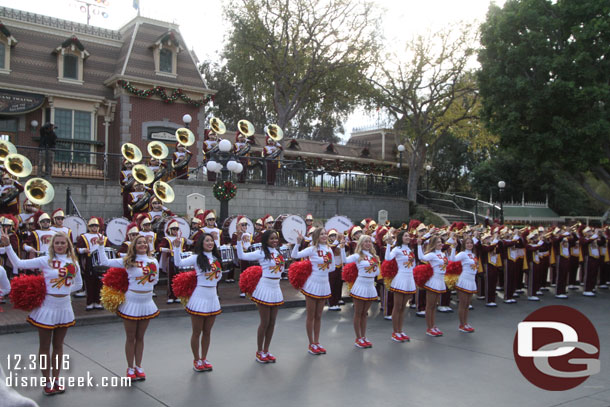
<box><xmin>498</xmin><ymin>180</ymin><xmax>506</xmax><ymax>224</ymax></box>
<box><xmin>182</xmin><ymin>114</ymin><xmax>192</xmax><ymax>129</ymax></box>
<box><xmin>425</xmin><ymin>164</ymin><xmax>432</xmax><ymax>192</ymax></box>
<box><xmin>397</xmin><ymin>144</ymin><xmax>405</xmax><ymax>190</ymax></box>
<box><xmin>207</xmin><ymin>137</ymin><xmax>244</xmax><ymax>225</ymax></box>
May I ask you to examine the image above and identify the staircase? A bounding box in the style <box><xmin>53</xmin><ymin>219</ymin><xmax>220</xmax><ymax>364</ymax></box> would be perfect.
<box><xmin>416</xmin><ymin>190</ymin><xmax>502</xmax><ymax>226</ymax></box>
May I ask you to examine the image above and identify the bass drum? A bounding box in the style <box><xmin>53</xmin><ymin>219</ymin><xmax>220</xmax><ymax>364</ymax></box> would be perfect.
<box><xmin>63</xmin><ymin>216</ymin><xmax>86</xmax><ymax>243</ymax></box>
<box><xmin>106</xmin><ymin>217</ymin><xmax>130</xmax><ymax>246</ymax></box>
<box><xmin>273</xmin><ymin>214</ymin><xmax>306</xmax><ymax>245</ymax></box>
<box><xmin>325</xmin><ymin>215</ymin><xmax>353</xmax><ymax>235</ymax></box>
<box><xmin>164</xmin><ymin>217</ymin><xmax>190</xmax><ymax>239</ymax></box>
<box><xmin>221</xmin><ymin>215</ymin><xmax>254</xmax><ymax>243</ymax></box>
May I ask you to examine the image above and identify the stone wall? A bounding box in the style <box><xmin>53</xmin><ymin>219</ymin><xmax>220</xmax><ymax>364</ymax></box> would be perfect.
<box><xmin>42</xmin><ymin>178</ymin><xmax>409</xmax><ymax>223</ymax></box>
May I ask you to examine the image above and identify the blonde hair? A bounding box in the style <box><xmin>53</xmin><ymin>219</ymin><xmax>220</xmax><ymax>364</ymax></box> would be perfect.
<box><xmin>354</xmin><ymin>235</ymin><xmax>379</xmax><ymax>263</ymax></box>
<box><xmin>311</xmin><ymin>227</ymin><xmax>327</xmax><ymax>247</ymax></box>
<box><xmin>123</xmin><ymin>235</ymin><xmax>152</xmax><ymax>268</ymax></box>
<box><xmin>47</xmin><ymin>232</ymin><xmax>79</xmax><ymax>267</ymax></box>
<box><xmin>424</xmin><ymin>236</ymin><xmax>442</xmax><ymax>254</ymax></box>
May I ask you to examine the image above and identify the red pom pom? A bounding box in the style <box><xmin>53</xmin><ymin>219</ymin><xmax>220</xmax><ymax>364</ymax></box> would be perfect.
<box><xmin>381</xmin><ymin>259</ymin><xmax>398</xmax><ymax>280</ymax></box>
<box><xmin>172</xmin><ymin>271</ymin><xmax>197</xmax><ymax>298</ymax></box>
<box><xmin>413</xmin><ymin>264</ymin><xmax>433</xmax><ymax>288</ymax></box>
<box><xmin>239</xmin><ymin>266</ymin><xmax>262</xmax><ymax>295</ymax></box>
<box><xmin>341</xmin><ymin>263</ymin><xmax>358</xmax><ymax>284</ymax></box>
<box><xmin>9</xmin><ymin>275</ymin><xmax>46</xmax><ymax>311</ymax></box>
<box><xmin>288</xmin><ymin>260</ymin><xmax>312</xmax><ymax>290</ymax></box>
<box><xmin>102</xmin><ymin>268</ymin><xmax>128</xmax><ymax>293</ymax></box>
<box><xmin>446</xmin><ymin>261</ymin><xmax>462</xmax><ymax>276</ymax></box>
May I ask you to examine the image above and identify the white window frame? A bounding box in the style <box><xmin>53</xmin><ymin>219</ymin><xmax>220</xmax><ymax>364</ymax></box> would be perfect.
<box><xmin>53</xmin><ymin>108</ymin><xmax>96</xmax><ymax>165</ymax></box>
<box><xmin>0</xmin><ymin>32</ymin><xmax>16</xmax><ymax>75</ymax></box>
<box><xmin>55</xmin><ymin>43</ymin><xmax>89</xmax><ymax>85</ymax></box>
<box><xmin>152</xmin><ymin>36</ymin><xmax>181</xmax><ymax>78</ymax></box>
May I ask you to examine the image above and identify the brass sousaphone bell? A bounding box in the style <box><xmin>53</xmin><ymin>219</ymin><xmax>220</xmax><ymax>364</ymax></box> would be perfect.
<box><xmin>4</xmin><ymin>153</ymin><xmax>33</xmax><ymax>178</ymax></box>
<box><xmin>265</xmin><ymin>124</ymin><xmax>283</xmax><ymax>141</ymax></box>
<box><xmin>209</xmin><ymin>117</ymin><xmax>226</xmax><ymax>135</ymax></box>
<box><xmin>0</xmin><ymin>140</ymin><xmax>17</xmax><ymax>162</ymax></box>
<box><xmin>131</xmin><ymin>164</ymin><xmax>154</xmax><ymax>185</ymax></box>
<box><xmin>175</xmin><ymin>128</ymin><xmax>195</xmax><ymax>147</ymax></box>
<box><xmin>237</xmin><ymin>119</ymin><xmax>255</xmax><ymax>137</ymax></box>
<box><xmin>121</xmin><ymin>143</ymin><xmax>143</xmax><ymax>163</ymax></box>
<box><xmin>147</xmin><ymin>141</ymin><xmax>169</xmax><ymax>160</ymax></box>
<box><xmin>153</xmin><ymin>180</ymin><xmax>175</xmax><ymax>203</ymax></box>
<box><xmin>25</xmin><ymin>178</ymin><xmax>54</xmax><ymax>205</ymax></box>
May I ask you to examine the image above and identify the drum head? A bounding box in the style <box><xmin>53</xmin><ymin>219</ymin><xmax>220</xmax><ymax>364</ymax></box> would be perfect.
<box><xmin>106</xmin><ymin>217</ymin><xmax>130</xmax><ymax>246</ymax></box>
<box><xmin>279</xmin><ymin>215</ymin><xmax>306</xmax><ymax>244</ymax></box>
<box><xmin>229</xmin><ymin>216</ymin><xmax>254</xmax><ymax>237</ymax></box>
<box><xmin>164</xmin><ymin>217</ymin><xmax>190</xmax><ymax>238</ymax></box>
<box><xmin>325</xmin><ymin>215</ymin><xmax>353</xmax><ymax>235</ymax></box>
<box><xmin>63</xmin><ymin>216</ymin><xmax>86</xmax><ymax>243</ymax></box>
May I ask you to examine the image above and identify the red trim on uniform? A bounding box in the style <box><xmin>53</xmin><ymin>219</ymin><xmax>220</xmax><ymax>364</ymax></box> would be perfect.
<box><xmin>300</xmin><ymin>289</ymin><xmax>331</xmax><ymax>299</ymax></box>
<box><xmin>389</xmin><ymin>287</ymin><xmax>416</xmax><ymax>295</ymax></box>
<box><xmin>349</xmin><ymin>293</ymin><xmax>378</xmax><ymax>301</ymax></box>
<box><xmin>251</xmin><ymin>297</ymin><xmax>284</xmax><ymax>307</ymax></box>
<box><xmin>456</xmin><ymin>286</ymin><xmax>477</xmax><ymax>294</ymax></box>
<box><xmin>186</xmin><ymin>307</ymin><xmax>222</xmax><ymax>317</ymax></box>
<box><xmin>117</xmin><ymin>309</ymin><xmax>160</xmax><ymax>320</ymax></box>
<box><xmin>424</xmin><ymin>285</ymin><xmax>446</xmax><ymax>294</ymax></box>
<box><xmin>26</xmin><ymin>317</ymin><xmax>75</xmax><ymax>330</ymax></box>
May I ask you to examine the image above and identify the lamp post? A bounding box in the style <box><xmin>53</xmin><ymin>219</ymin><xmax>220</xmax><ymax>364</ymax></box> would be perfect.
<box><xmin>182</xmin><ymin>114</ymin><xmax>192</xmax><ymax>129</ymax></box>
<box><xmin>425</xmin><ymin>164</ymin><xmax>431</xmax><ymax>192</ymax></box>
<box><xmin>498</xmin><ymin>180</ymin><xmax>505</xmax><ymax>224</ymax></box>
<box><xmin>397</xmin><ymin>144</ymin><xmax>405</xmax><ymax>191</ymax></box>
<box><xmin>206</xmin><ymin>138</ymin><xmax>243</xmax><ymax>225</ymax></box>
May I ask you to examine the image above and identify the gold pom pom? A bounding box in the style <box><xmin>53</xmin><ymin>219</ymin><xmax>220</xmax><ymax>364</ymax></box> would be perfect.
<box><xmin>383</xmin><ymin>277</ymin><xmax>393</xmax><ymax>290</ymax></box>
<box><xmin>100</xmin><ymin>286</ymin><xmax>125</xmax><ymax>313</ymax></box>
<box><xmin>178</xmin><ymin>296</ymin><xmax>189</xmax><ymax>307</ymax></box>
<box><xmin>444</xmin><ymin>274</ymin><xmax>460</xmax><ymax>291</ymax></box>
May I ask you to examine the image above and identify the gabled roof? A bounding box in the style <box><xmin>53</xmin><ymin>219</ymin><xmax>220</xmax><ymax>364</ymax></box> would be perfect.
<box><xmin>54</xmin><ymin>35</ymin><xmax>90</xmax><ymax>58</ymax></box>
<box><xmin>0</xmin><ymin>22</ymin><xmax>17</xmax><ymax>45</ymax></box>
<box><xmin>150</xmin><ymin>30</ymin><xmax>184</xmax><ymax>51</ymax></box>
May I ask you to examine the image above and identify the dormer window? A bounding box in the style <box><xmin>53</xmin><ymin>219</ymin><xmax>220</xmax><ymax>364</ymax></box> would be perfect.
<box><xmin>151</xmin><ymin>30</ymin><xmax>183</xmax><ymax>78</ymax></box>
<box><xmin>0</xmin><ymin>22</ymin><xmax>17</xmax><ymax>75</ymax></box>
<box><xmin>54</xmin><ymin>36</ymin><xmax>89</xmax><ymax>85</ymax></box>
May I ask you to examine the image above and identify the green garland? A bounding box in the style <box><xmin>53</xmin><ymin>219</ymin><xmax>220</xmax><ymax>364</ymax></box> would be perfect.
<box><xmin>117</xmin><ymin>80</ymin><xmax>213</xmax><ymax>107</ymax></box>
<box><xmin>213</xmin><ymin>181</ymin><xmax>237</xmax><ymax>201</ymax></box>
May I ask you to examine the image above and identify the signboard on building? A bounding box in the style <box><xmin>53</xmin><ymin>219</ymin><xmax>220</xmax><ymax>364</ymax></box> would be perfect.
<box><xmin>0</xmin><ymin>89</ymin><xmax>45</xmax><ymax>115</ymax></box>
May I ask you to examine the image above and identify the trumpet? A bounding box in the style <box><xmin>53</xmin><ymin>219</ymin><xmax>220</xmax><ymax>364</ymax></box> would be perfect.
<box><xmin>238</xmin><ymin>119</ymin><xmax>255</xmax><ymax>137</ymax></box>
<box><xmin>0</xmin><ymin>140</ymin><xmax>17</xmax><ymax>162</ymax></box>
<box><xmin>121</xmin><ymin>143</ymin><xmax>142</xmax><ymax>163</ymax></box>
<box><xmin>210</xmin><ymin>117</ymin><xmax>226</xmax><ymax>135</ymax></box>
<box><xmin>25</xmin><ymin>178</ymin><xmax>54</xmax><ymax>205</ymax></box>
<box><xmin>265</xmin><ymin>124</ymin><xmax>283</xmax><ymax>141</ymax></box>
<box><xmin>4</xmin><ymin>153</ymin><xmax>32</xmax><ymax>178</ymax></box>
<box><xmin>147</xmin><ymin>141</ymin><xmax>169</xmax><ymax>160</ymax></box>
<box><xmin>175</xmin><ymin>128</ymin><xmax>195</xmax><ymax>147</ymax></box>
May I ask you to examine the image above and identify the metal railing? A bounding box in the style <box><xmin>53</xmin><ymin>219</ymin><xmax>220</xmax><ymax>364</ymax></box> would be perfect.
<box><xmin>417</xmin><ymin>190</ymin><xmax>502</xmax><ymax>224</ymax></box>
<box><xmin>15</xmin><ymin>146</ymin><xmax>408</xmax><ymax>198</ymax></box>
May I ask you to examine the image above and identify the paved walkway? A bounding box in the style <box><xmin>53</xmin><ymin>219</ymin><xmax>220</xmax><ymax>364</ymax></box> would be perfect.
<box><xmin>0</xmin><ymin>287</ymin><xmax>608</xmax><ymax>407</ymax></box>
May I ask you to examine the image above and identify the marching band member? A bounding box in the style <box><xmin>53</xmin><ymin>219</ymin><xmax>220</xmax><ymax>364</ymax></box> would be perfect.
<box><xmin>236</xmin><ymin>229</ymin><xmax>285</xmax><ymax>363</ymax></box>
<box><xmin>228</xmin><ymin>216</ymin><xmax>250</xmax><ymax>284</ymax></box>
<box><xmin>292</xmin><ymin>227</ymin><xmax>335</xmax><ymax>355</ymax></box>
<box><xmin>201</xmin><ymin>210</ymin><xmax>221</xmax><ymax>247</ymax></box>
<box><xmin>568</xmin><ymin>226</ymin><xmax>582</xmax><ymax>289</ymax></box>
<box><xmin>147</xmin><ymin>156</ymin><xmax>165</xmax><ymax>178</ymax></box>
<box><xmin>18</xmin><ymin>198</ymin><xmax>39</xmax><ymax>227</ymax></box>
<box><xmin>0</xmin><ymin>215</ymin><xmax>19</xmax><ymax>278</ymax></box>
<box><xmin>253</xmin><ymin>218</ymin><xmax>264</xmax><ymax>243</ymax></box>
<box><xmin>20</xmin><ymin>216</ymin><xmax>35</xmax><ymax>256</ymax></box>
<box><xmin>340</xmin><ymin>234</ymin><xmax>380</xmax><ymax>348</ymax></box>
<box><xmin>0</xmin><ymin>173</ymin><xmax>23</xmax><ymax>216</ymax></box>
<box><xmin>119</xmin><ymin>222</ymin><xmax>140</xmax><ymax>257</ymax></box>
<box><xmin>50</xmin><ymin>208</ymin><xmax>72</xmax><ymax>241</ymax></box>
<box><xmin>94</xmin><ymin>235</ymin><xmax>160</xmax><ymax>381</ymax></box>
<box><xmin>135</xmin><ymin>213</ymin><xmax>157</xmax><ymax>255</ymax></box>
<box><xmin>479</xmin><ymin>232</ymin><xmax>502</xmax><ymax>307</ymax></box>
<box><xmin>375</xmin><ymin>225</ymin><xmax>393</xmax><ymax>319</ymax></box>
<box><xmin>1</xmin><ymin>232</ymin><xmax>82</xmax><ymax>395</ymax></box>
<box><xmin>75</xmin><ymin>217</ymin><xmax>106</xmax><ymax>310</ymax></box>
<box><xmin>417</xmin><ymin>235</ymin><xmax>448</xmax><ymax>337</ymax></box>
<box><xmin>601</xmin><ymin>227</ymin><xmax>610</xmax><ymax>288</ymax></box>
<box><xmin>450</xmin><ymin>236</ymin><xmax>481</xmax><ymax>332</ymax></box>
<box><xmin>24</xmin><ymin>212</ymin><xmax>57</xmax><ymax>258</ymax></box>
<box><xmin>414</xmin><ymin>223</ymin><xmax>429</xmax><ymax>317</ymax></box>
<box><xmin>127</xmin><ymin>182</ymin><xmax>151</xmax><ymax>219</ymax></box>
<box><xmin>384</xmin><ymin>229</ymin><xmax>416</xmax><ymax>342</ymax></box>
<box><xmin>523</xmin><ymin>230</ymin><xmax>546</xmax><ymax>301</ymax></box>
<box><xmin>120</xmin><ymin>159</ymin><xmax>135</xmax><ymax>219</ymax></box>
<box><xmin>554</xmin><ymin>231</ymin><xmax>572</xmax><ymax>298</ymax></box>
<box><xmin>173</xmin><ymin>233</ymin><xmax>222</xmax><ymax>372</ymax></box>
<box><xmin>305</xmin><ymin>213</ymin><xmax>314</xmax><ymax>229</ymax></box>
<box><xmin>203</xmin><ymin>130</ymin><xmax>218</xmax><ymax>182</ymax></box>
<box><xmin>580</xmin><ymin>227</ymin><xmax>601</xmax><ymax>296</ymax></box>
<box><xmin>263</xmin><ymin>214</ymin><xmax>275</xmax><ymax>232</ymax></box>
<box><xmin>262</xmin><ymin>136</ymin><xmax>282</xmax><ymax>186</ymax></box>
<box><xmin>148</xmin><ymin>196</ymin><xmax>175</xmax><ymax>222</ymax></box>
<box><xmin>190</xmin><ymin>215</ymin><xmax>202</xmax><ymax>238</ymax></box>
<box><xmin>327</xmin><ymin>229</ymin><xmax>343</xmax><ymax>311</ymax></box>
<box><xmin>233</xmin><ymin>132</ymin><xmax>249</xmax><ymax>183</ymax></box>
<box><xmin>172</xmin><ymin>142</ymin><xmax>192</xmax><ymax>180</ymax></box>
<box><xmin>157</xmin><ymin>219</ymin><xmax>186</xmax><ymax>304</ymax></box>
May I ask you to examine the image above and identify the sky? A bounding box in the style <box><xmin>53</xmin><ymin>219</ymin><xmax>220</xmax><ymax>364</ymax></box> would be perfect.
<box><xmin>0</xmin><ymin>0</ymin><xmax>505</xmax><ymax>137</ymax></box>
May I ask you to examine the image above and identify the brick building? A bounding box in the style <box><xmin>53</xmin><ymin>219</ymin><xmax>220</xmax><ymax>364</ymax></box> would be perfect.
<box><xmin>0</xmin><ymin>6</ymin><xmax>214</xmax><ymax>172</ymax></box>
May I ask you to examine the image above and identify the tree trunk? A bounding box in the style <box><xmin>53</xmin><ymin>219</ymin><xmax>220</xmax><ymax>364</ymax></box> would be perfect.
<box><xmin>406</xmin><ymin>145</ymin><xmax>426</xmax><ymax>202</ymax></box>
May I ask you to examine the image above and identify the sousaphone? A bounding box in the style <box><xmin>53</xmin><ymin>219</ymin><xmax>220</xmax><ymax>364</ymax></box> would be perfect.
<box><xmin>209</xmin><ymin>117</ymin><xmax>226</xmax><ymax>135</ymax></box>
<box><xmin>4</xmin><ymin>153</ymin><xmax>33</xmax><ymax>178</ymax></box>
<box><xmin>175</xmin><ymin>127</ymin><xmax>195</xmax><ymax>146</ymax></box>
<box><xmin>153</xmin><ymin>180</ymin><xmax>175</xmax><ymax>203</ymax></box>
<box><xmin>238</xmin><ymin>119</ymin><xmax>255</xmax><ymax>137</ymax></box>
<box><xmin>0</xmin><ymin>140</ymin><xmax>17</xmax><ymax>162</ymax></box>
<box><xmin>265</xmin><ymin>124</ymin><xmax>283</xmax><ymax>141</ymax></box>
<box><xmin>147</xmin><ymin>141</ymin><xmax>169</xmax><ymax>160</ymax></box>
<box><xmin>131</xmin><ymin>164</ymin><xmax>154</xmax><ymax>185</ymax></box>
<box><xmin>25</xmin><ymin>178</ymin><xmax>54</xmax><ymax>205</ymax></box>
<box><xmin>121</xmin><ymin>143</ymin><xmax>143</xmax><ymax>163</ymax></box>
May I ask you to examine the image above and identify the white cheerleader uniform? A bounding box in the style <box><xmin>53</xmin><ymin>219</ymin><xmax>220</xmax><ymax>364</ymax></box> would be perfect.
<box><xmin>291</xmin><ymin>244</ymin><xmax>335</xmax><ymax>299</ymax></box>
<box><xmin>417</xmin><ymin>246</ymin><xmax>448</xmax><ymax>293</ymax></box>
<box><xmin>236</xmin><ymin>242</ymin><xmax>285</xmax><ymax>306</ymax></box>
<box><xmin>451</xmin><ymin>248</ymin><xmax>479</xmax><ymax>294</ymax></box>
<box><xmin>96</xmin><ymin>246</ymin><xmax>159</xmax><ymax>320</ymax></box>
<box><xmin>341</xmin><ymin>248</ymin><xmax>380</xmax><ymax>301</ymax></box>
<box><xmin>174</xmin><ymin>248</ymin><xmax>222</xmax><ymax>316</ymax></box>
<box><xmin>0</xmin><ymin>265</ymin><xmax>10</xmax><ymax>297</ymax></box>
<box><xmin>5</xmin><ymin>246</ymin><xmax>82</xmax><ymax>329</ymax></box>
<box><xmin>385</xmin><ymin>244</ymin><xmax>417</xmax><ymax>294</ymax></box>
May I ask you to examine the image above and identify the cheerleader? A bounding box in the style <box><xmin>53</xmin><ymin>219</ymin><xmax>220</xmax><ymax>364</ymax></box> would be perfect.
<box><xmin>340</xmin><ymin>234</ymin><xmax>380</xmax><ymax>349</ymax></box>
<box><xmin>384</xmin><ymin>229</ymin><xmax>416</xmax><ymax>342</ymax></box>
<box><xmin>173</xmin><ymin>233</ymin><xmax>222</xmax><ymax>372</ymax></box>
<box><xmin>157</xmin><ymin>219</ymin><xmax>186</xmax><ymax>304</ymax></box>
<box><xmin>75</xmin><ymin>217</ymin><xmax>107</xmax><ymax>310</ymax></box>
<box><xmin>0</xmin><ymin>264</ymin><xmax>9</xmax><ymax>303</ymax></box>
<box><xmin>94</xmin><ymin>235</ymin><xmax>160</xmax><ymax>380</ymax></box>
<box><xmin>292</xmin><ymin>227</ymin><xmax>335</xmax><ymax>355</ymax></box>
<box><xmin>236</xmin><ymin>229</ymin><xmax>285</xmax><ymax>363</ymax></box>
<box><xmin>417</xmin><ymin>236</ymin><xmax>448</xmax><ymax>337</ymax></box>
<box><xmin>450</xmin><ymin>236</ymin><xmax>479</xmax><ymax>333</ymax></box>
<box><xmin>1</xmin><ymin>232</ymin><xmax>82</xmax><ymax>395</ymax></box>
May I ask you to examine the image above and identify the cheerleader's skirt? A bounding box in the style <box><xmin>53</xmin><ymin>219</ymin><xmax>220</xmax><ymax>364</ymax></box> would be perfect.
<box><xmin>251</xmin><ymin>277</ymin><xmax>284</xmax><ymax>306</ymax></box>
<box><xmin>186</xmin><ymin>286</ymin><xmax>222</xmax><ymax>317</ymax></box>
<box><xmin>350</xmin><ymin>276</ymin><xmax>378</xmax><ymax>301</ymax></box>
<box><xmin>27</xmin><ymin>295</ymin><xmax>75</xmax><ymax>329</ymax></box>
<box><xmin>117</xmin><ymin>290</ymin><xmax>159</xmax><ymax>320</ymax></box>
<box><xmin>301</xmin><ymin>273</ymin><xmax>331</xmax><ymax>299</ymax></box>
